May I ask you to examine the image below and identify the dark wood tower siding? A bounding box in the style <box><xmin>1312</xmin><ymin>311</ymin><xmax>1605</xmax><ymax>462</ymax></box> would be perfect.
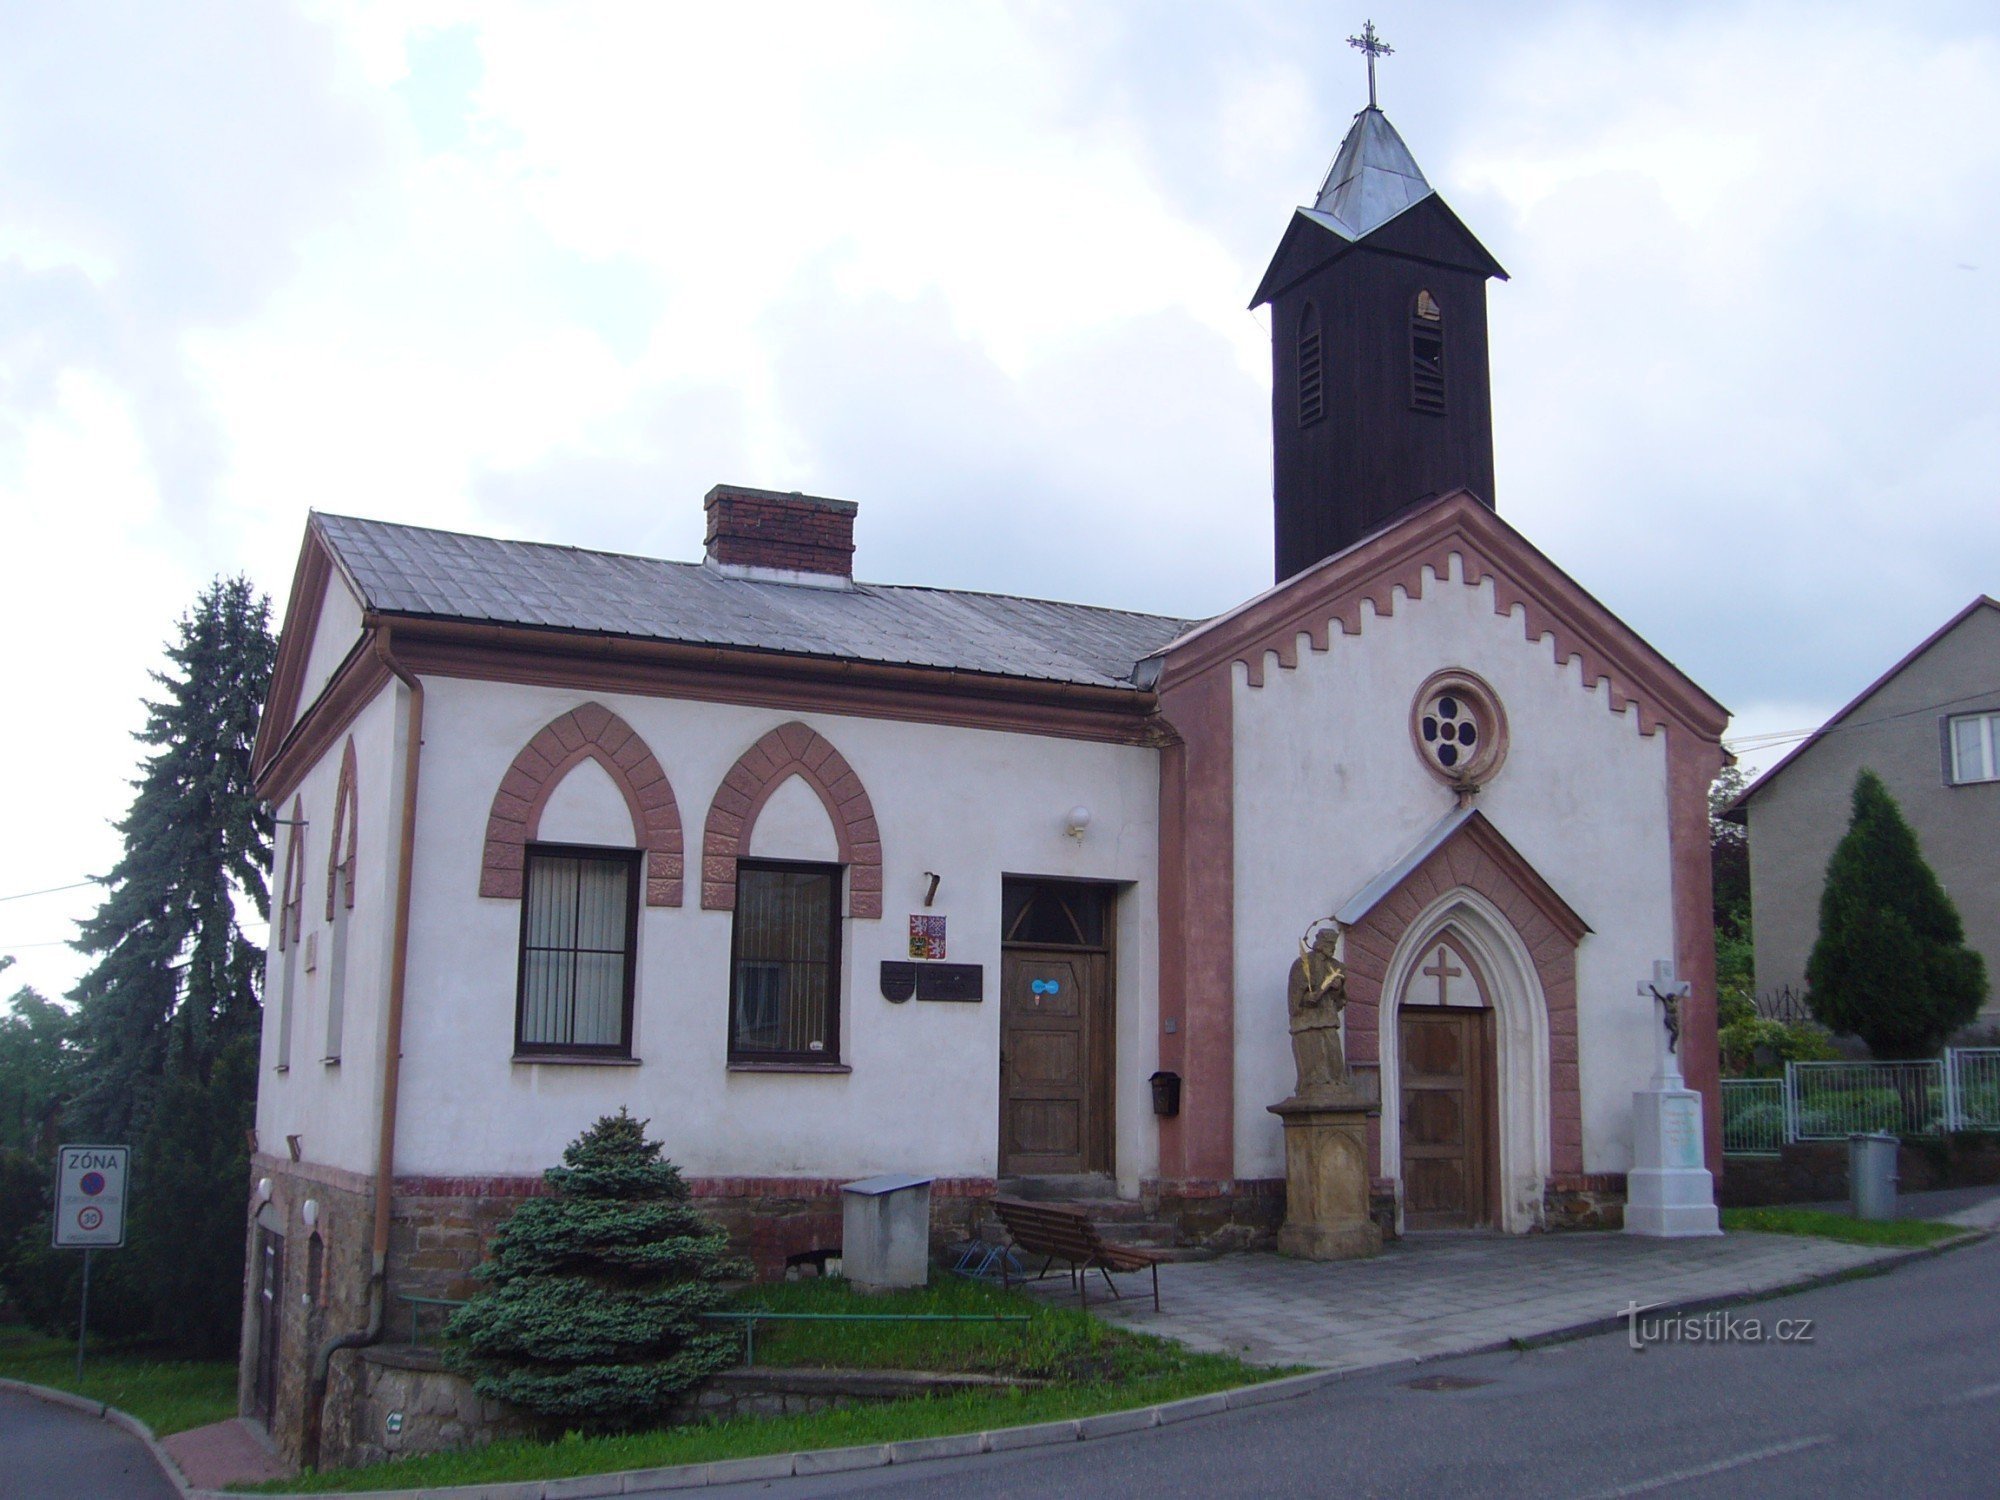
<box><xmin>1263</xmin><ymin>197</ymin><xmax>1502</xmax><ymax>583</ymax></box>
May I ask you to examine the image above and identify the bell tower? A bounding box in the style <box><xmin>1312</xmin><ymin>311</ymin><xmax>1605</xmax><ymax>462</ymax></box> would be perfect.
<box><xmin>1252</xmin><ymin>25</ymin><xmax>1507</xmax><ymax>583</ymax></box>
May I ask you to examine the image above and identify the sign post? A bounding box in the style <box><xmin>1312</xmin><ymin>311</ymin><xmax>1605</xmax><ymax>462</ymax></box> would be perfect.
<box><xmin>53</xmin><ymin>1144</ymin><xmax>129</xmax><ymax>1381</ymax></box>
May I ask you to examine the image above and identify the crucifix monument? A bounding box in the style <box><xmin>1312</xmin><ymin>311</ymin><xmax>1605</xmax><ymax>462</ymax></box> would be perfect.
<box><xmin>1624</xmin><ymin>960</ymin><xmax>1721</xmax><ymax>1237</ymax></box>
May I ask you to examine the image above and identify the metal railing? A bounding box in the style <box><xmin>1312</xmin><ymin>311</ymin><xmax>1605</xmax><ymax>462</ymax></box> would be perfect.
<box><xmin>1721</xmin><ymin>1050</ymin><xmax>2000</xmax><ymax>1153</ymax></box>
<box><xmin>1948</xmin><ymin>1047</ymin><xmax>2000</xmax><ymax>1132</ymax></box>
<box><xmin>1786</xmin><ymin>1060</ymin><xmax>1945</xmax><ymax>1140</ymax></box>
<box><xmin>395</xmin><ymin>1295</ymin><xmax>1030</xmax><ymax>1365</ymax></box>
<box><xmin>1719</xmin><ymin>1079</ymin><xmax>1786</xmax><ymax>1155</ymax></box>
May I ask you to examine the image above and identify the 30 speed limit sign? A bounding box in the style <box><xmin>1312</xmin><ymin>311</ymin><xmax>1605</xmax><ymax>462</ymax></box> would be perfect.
<box><xmin>54</xmin><ymin>1144</ymin><xmax>129</xmax><ymax>1249</ymax></box>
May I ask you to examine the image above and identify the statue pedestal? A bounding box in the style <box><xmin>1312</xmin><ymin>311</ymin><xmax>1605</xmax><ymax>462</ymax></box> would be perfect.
<box><xmin>1269</xmin><ymin>1078</ymin><xmax>1383</xmax><ymax>1261</ymax></box>
<box><xmin>1624</xmin><ymin>1075</ymin><xmax>1721</xmax><ymax>1238</ymax></box>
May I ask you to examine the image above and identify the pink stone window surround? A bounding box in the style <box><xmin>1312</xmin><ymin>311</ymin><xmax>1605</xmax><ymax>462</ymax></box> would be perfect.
<box><xmin>479</xmin><ymin>703</ymin><xmax>685</xmax><ymax>908</ymax></box>
<box><xmin>1409</xmin><ymin>667</ymin><xmax>1508</xmax><ymax>791</ymax></box>
<box><xmin>700</xmin><ymin>722</ymin><xmax>883</xmax><ymax>920</ymax></box>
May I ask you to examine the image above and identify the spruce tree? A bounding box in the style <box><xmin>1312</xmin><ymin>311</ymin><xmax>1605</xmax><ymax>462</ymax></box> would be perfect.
<box><xmin>447</xmin><ymin>1111</ymin><xmax>746</xmax><ymax>1429</ymax></box>
<box><xmin>1806</xmin><ymin>769</ymin><xmax>1987</xmax><ymax>1059</ymax></box>
<box><xmin>53</xmin><ymin>576</ymin><xmax>276</xmax><ymax>1353</ymax></box>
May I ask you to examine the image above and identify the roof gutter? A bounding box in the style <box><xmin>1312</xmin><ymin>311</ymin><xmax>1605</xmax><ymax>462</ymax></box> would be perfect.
<box><xmin>303</xmin><ymin>628</ymin><xmax>424</xmax><ymax>1469</ymax></box>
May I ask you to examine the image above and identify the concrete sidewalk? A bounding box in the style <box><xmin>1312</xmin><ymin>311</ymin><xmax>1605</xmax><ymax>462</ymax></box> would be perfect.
<box><xmin>1028</xmin><ymin>1225</ymin><xmax>1921</xmax><ymax>1370</ymax></box>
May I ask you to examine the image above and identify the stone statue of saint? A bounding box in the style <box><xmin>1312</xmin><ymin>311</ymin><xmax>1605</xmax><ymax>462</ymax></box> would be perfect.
<box><xmin>1287</xmin><ymin>921</ymin><xmax>1349</xmax><ymax>1096</ymax></box>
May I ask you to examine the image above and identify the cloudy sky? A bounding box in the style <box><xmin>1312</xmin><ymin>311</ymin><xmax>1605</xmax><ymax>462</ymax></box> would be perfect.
<box><xmin>2</xmin><ymin>0</ymin><xmax>1996</xmax><ymax>1004</ymax></box>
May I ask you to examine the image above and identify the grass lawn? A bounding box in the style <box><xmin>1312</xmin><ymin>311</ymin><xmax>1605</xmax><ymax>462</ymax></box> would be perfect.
<box><xmin>244</xmin><ymin>1274</ymin><xmax>1286</xmax><ymax>1494</ymax></box>
<box><xmin>1721</xmin><ymin>1206</ymin><xmax>1969</xmax><ymax>1248</ymax></box>
<box><xmin>0</xmin><ymin>1324</ymin><xmax>238</xmax><ymax>1436</ymax></box>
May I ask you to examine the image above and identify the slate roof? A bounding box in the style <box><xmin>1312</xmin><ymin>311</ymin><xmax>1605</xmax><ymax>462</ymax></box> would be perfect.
<box><xmin>312</xmin><ymin>512</ymin><xmax>1197</xmax><ymax>691</ymax></box>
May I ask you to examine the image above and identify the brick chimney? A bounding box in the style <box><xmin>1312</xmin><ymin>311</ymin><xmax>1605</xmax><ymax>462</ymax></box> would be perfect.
<box><xmin>703</xmin><ymin>485</ymin><xmax>857</xmax><ymax>584</ymax></box>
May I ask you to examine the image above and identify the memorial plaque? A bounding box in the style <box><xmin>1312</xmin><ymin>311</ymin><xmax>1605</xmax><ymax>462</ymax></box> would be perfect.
<box><xmin>916</xmin><ymin>963</ymin><xmax>983</xmax><ymax>1002</ymax></box>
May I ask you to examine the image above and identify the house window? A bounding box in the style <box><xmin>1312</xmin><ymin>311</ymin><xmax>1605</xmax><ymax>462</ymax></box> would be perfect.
<box><xmin>1298</xmin><ymin>301</ymin><xmax>1325</xmax><ymax>427</ymax></box>
<box><xmin>515</xmin><ymin>844</ymin><xmax>640</xmax><ymax>1055</ymax></box>
<box><xmin>729</xmin><ymin>860</ymin><xmax>842</xmax><ymax>1063</ymax></box>
<box><xmin>1411</xmin><ymin>289</ymin><xmax>1446</xmax><ymax>414</ymax></box>
<box><xmin>1948</xmin><ymin>711</ymin><xmax>2000</xmax><ymax>784</ymax></box>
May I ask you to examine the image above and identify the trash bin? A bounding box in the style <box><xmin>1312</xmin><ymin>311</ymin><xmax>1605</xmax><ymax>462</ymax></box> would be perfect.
<box><xmin>1848</xmin><ymin>1132</ymin><xmax>1898</xmax><ymax>1222</ymax></box>
<box><xmin>841</xmin><ymin>1173</ymin><xmax>933</xmax><ymax>1291</ymax></box>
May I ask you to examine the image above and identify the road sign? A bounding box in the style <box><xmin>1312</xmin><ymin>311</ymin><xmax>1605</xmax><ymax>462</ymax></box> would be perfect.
<box><xmin>54</xmin><ymin>1144</ymin><xmax>129</xmax><ymax>1249</ymax></box>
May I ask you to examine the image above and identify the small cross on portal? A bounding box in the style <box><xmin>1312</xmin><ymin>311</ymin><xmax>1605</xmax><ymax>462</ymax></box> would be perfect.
<box><xmin>1422</xmin><ymin>945</ymin><xmax>1463</xmax><ymax>1005</ymax></box>
<box><xmin>1348</xmin><ymin>20</ymin><xmax>1394</xmax><ymax>109</ymax></box>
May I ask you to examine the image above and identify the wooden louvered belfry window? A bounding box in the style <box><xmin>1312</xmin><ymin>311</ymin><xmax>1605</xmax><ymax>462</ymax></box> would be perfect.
<box><xmin>1297</xmin><ymin>301</ymin><xmax>1325</xmax><ymax>427</ymax></box>
<box><xmin>1410</xmin><ymin>289</ymin><xmax>1446</xmax><ymax>414</ymax></box>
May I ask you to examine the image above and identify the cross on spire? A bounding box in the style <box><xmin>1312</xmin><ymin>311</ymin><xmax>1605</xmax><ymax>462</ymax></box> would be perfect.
<box><xmin>1348</xmin><ymin>19</ymin><xmax>1393</xmax><ymax>109</ymax></box>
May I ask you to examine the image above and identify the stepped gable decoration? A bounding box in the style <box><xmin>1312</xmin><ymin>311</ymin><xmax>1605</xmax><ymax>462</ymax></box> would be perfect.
<box><xmin>701</xmin><ymin>721</ymin><xmax>884</xmax><ymax>918</ymax></box>
<box><xmin>480</xmin><ymin>703</ymin><xmax>685</xmax><ymax>907</ymax></box>
<box><xmin>1155</xmin><ymin>492</ymin><xmax>1730</xmax><ymax>741</ymax></box>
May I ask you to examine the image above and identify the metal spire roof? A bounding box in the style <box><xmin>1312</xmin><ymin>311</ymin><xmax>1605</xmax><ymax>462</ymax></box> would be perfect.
<box><xmin>1303</xmin><ymin>106</ymin><xmax>1434</xmax><ymax>241</ymax></box>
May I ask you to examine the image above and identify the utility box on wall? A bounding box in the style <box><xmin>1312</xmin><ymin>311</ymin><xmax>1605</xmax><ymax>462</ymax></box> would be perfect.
<box><xmin>841</xmin><ymin>1173</ymin><xmax>933</xmax><ymax>1291</ymax></box>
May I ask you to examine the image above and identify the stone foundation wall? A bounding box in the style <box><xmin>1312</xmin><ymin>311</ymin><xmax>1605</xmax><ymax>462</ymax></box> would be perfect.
<box><xmin>321</xmin><ymin>1343</ymin><xmax>531</xmax><ymax>1472</ymax></box>
<box><xmin>1543</xmin><ymin>1173</ymin><xmax>1627</xmax><ymax>1230</ymax></box>
<box><xmin>1141</xmin><ymin>1178</ymin><xmax>1286</xmax><ymax>1250</ymax></box>
<box><xmin>1720</xmin><ymin>1134</ymin><xmax>2000</xmax><ymax>1207</ymax></box>
<box><xmin>320</xmin><ymin>1347</ymin><xmax>1038</xmax><ymax>1470</ymax></box>
<box><xmin>239</xmin><ymin>1156</ymin><xmax>379</xmax><ymax>1473</ymax></box>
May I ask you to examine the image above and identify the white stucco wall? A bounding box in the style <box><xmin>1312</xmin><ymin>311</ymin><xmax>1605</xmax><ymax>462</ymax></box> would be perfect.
<box><xmin>386</xmin><ymin>680</ymin><xmax>1163</xmax><ymax>1190</ymax></box>
<box><xmin>1229</xmin><ymin>556</ymin><xmax>1676</xmax><ymax>1189</ymax></box>
<box><xmin>256</xmin><ymin>683</ymin><xmax>401</xmax><ymax>1175</ymax></box>
<box><xmin>294</xmin><ymin>574</ymin><xmax>366</xmax><ymax>721</ymax></box>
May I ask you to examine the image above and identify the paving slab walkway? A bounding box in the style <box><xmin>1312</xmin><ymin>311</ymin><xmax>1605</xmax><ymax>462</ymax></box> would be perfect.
<box><xmin>1029</xmin><ymin>1227</ymin><xmax>1909</xmax><ymax>1370</ymax></box>
<box><xmin>163</xmin><ymin>1412</ymin><xmax>289</xmax><ymax>1490</ymax></box>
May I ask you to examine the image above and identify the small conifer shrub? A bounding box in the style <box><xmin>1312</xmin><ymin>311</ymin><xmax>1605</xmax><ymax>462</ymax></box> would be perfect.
<box><xmin>446</xmin><ymin>1110</ymin><xmax>747</xmax><ymax>1428</ymax></box>
<box><xmin>1806</xmin><ymin>770</ymin><xmax>1987</xmax><ymax>1059</ymax></box>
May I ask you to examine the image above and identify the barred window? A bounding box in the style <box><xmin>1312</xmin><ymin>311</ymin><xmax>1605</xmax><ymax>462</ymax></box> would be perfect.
<box><xmin>730</xmin><ymin>861</ymin><xmax>842</xmax><ymax>1063</ymax></box>
<box><xmin>516</xmin><ymin>844</ymin><xmax>639</xmax><ymax>1055</ymax></box>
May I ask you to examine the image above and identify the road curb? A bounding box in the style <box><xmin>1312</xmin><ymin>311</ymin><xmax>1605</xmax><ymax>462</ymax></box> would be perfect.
<box><xmin>1454</xmin><ymin>1226</ymin><xmax>1991</xmax><ymax>1359</ymax></box>
<box><xmin>20</xmin><ymin>1229</ymin><xmax>1988</xmax><ymax>1499</ymax></box>
<box><xmin>0</xmin><ymin>1375</ymin><xmax>196</xmax><ymax>1498</ymax></box>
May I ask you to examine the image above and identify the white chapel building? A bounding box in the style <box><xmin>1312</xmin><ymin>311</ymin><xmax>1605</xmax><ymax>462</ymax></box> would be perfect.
<box><xmin>241</xmin><ymin>98</ymin><xmax>1729</xmax><ymax>1459</ymax></box>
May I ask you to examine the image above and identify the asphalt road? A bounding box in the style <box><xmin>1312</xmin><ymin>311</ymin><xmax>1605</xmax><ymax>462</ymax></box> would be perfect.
<box><xmin>0</xmin><ymin>1387</ymin><xmax>180</xmax><ymax>1500</ymax></box>
<box><xmin>700</xmin><ymin>1234</ymin><xmax>2000</xmax><ymax>1500</ymax></box>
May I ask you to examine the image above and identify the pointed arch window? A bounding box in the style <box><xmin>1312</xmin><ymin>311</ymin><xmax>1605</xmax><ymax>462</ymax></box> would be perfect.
<box><xmin>1410</xmin><ymin>289</ymin><xmax>1446</xmax><ymax>414</ymax></box>
<box><xmin>1297</xmin><ymin>301</ymin><xmax>1325</xmax><ymax>427</ymax></box>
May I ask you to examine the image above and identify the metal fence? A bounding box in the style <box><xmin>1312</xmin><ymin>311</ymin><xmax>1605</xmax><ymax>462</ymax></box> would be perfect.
<box><xmin>1948</xmin><ymin>1048</ymin><xmax>2000</xmax><ymax>1133</ymax></box>
<box><xmin>1720</xmin><ymin>1050</ymin><xmax>2000</xmax><ymax>1154</ymax></box>
<box><xmin>1719</xmin><ymin>1078</ymin><xmax>1787</xmax><ymax>1154</ymax></box>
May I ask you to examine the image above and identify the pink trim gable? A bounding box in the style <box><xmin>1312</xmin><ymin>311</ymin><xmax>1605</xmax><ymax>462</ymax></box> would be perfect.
<box><xmin>700</xmin><ymin>721</ymin><xmax>885</xmax><ymax>919</ymax></box>
<box><xmin>1155</xmin><ymin>491</ymin><xmax>1730</xmax><ymax>741</ymax></box>
<box><xmin>1338</xmin><ymin>810</ymin><xmax>1589</xmax><ymax>1177</ymax></box>
<box><xmin>479</xmin><ymin>703</ymin><xmax>686</xmax><ymax>907</ymax></box>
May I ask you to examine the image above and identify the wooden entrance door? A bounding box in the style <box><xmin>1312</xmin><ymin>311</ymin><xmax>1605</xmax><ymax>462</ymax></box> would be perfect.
<box><xmin>1399</xmin><ymin>1009</ymin><xmax>1494</xmax><ymax>1229</ymax></box>
<box><xmin>252</xmin><ymin>1226</ymin><xmax>285</xmax><ymax>1422</ymax></box>
<box><xmin>1000</xmin><ymin>948</ymin><xmax>1110</xmax><ymax>1175</ymax></box>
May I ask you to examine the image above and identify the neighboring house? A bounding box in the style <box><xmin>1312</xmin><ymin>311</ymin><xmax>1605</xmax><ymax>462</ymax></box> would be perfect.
<box><xmin>240</xmin><ymin>97</ymin><xmax>1728</xmax><ymax>1466</ymax></box>
<box><xmin>1730</xmin><ymin>597</ymin><xmax>2000</xmax><ymax>1031</ymax></box>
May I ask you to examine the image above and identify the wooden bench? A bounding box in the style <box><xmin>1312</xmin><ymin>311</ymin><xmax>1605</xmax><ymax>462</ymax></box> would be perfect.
<box><xmin>990</xmin><ymin>1197</ymin><xmax>1162</xmax><ymax>1311</ymax></box>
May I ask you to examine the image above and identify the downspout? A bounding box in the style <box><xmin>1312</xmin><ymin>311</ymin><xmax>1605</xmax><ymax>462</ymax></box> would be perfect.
<box><xmin>302</xmin><ymin>630</ymin><xmax>424</xmax><ymax>1468</ymax></box>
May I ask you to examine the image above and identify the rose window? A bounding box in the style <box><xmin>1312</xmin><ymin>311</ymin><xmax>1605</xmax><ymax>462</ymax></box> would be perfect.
<box><xmin>1409</xmin><ymin>670</ymin><xmax>1507</xmax><ymax>788</ymax></box>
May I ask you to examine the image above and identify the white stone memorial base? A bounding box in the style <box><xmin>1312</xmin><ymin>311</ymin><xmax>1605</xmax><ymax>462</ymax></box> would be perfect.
<box><xmin>1624</xmin><ymin>1085</ymin><xmax>1721</xmax><ymax>1237</ymax></box>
